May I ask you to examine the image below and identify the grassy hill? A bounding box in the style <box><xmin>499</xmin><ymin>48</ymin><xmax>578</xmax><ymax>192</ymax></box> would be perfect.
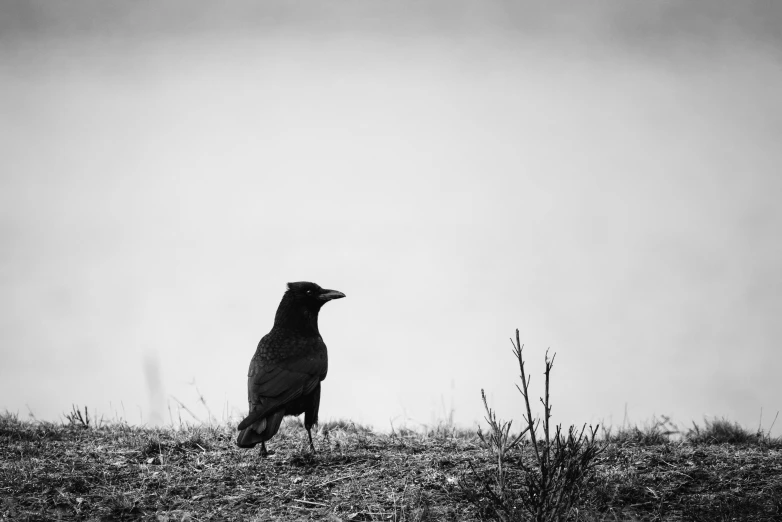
<box><xmin>1</xmin><ymin>412</ymin><xmax>781</xmax><ymax>521</ymax></box>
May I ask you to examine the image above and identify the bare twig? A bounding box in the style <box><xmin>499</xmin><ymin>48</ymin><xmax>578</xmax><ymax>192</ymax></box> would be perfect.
<box><xmin>473</xmin><ymin>329</ymin><xmax>605</xmax><ymax>521</ymax></box>
<box><xmin>169</xmin><ymin>396</ymin><xmax>202</xmax><ymax>423</ymax></box>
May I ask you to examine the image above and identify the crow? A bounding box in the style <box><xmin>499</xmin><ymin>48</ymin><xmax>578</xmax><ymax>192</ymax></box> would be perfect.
<box><xmin>236</xmin><ymin>281</ymin><xmax>345</xmax><ymax>455</ymax></box>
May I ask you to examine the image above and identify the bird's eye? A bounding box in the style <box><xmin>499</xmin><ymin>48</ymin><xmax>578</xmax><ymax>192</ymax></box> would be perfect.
<box><xmin>306</xmin><ymin>290</ymin><xmax>312</xmax><ymax>295</ymax></box>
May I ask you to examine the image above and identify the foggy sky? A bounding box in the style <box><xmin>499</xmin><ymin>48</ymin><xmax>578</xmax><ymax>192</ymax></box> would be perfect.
<box><xmin>2</xmin><ymin>1</ymin><xmax>781</xmax><ymax>436</ymax></box>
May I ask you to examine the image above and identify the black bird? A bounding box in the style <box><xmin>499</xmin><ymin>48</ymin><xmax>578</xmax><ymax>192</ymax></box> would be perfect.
<box><xmin>236</xmin><ymin>281</ymin><xmax>345</xmax><ymax>455</ymax></box>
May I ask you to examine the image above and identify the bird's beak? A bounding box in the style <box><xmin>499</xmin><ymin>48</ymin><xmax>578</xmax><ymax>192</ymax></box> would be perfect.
<box><xmin>318</xmin><ymin>289</ymin><xmax>346</xmax><ymax>301</ymax></box>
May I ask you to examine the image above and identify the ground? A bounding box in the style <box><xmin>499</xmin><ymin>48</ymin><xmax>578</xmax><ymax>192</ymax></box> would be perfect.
<box><xmin>1</xmin><ymin>414</ymin><xmax>780</xmax><ymax>521</ymax></box>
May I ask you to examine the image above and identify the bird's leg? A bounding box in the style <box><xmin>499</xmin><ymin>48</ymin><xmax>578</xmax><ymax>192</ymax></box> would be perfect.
<box><xmin>259</xmin><ymin>441</ymin><xmax>276</xmax><ymax>457</ymax></box>
<box><xmin>306</xmin><ymin>427</ymin><xmax>316</xmax><ymax>453</ymax></box>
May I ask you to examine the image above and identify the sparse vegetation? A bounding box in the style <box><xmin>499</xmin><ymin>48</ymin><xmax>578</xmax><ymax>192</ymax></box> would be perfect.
<box><xmin>64</xmin><ymin>405</ymin><xmax>97</xmax><ymax>430</ymax></box>
<box><xmin>602</xmin><ymin>415</ymin><xmax>679</xmax><ymax>446</ymax></box>
<box><xmin>685</xmin><ymin>415</ymin><xmax>778</xmax><ymax>445</ymax></box>
<box><xmin>1</xmin><ymin>409</ymin><xmax>782</xmax><ymax>520</ymax></box>
<box><xmin>0</xmin><ymin>412</ymin><xmax>481</xmax><ymax>521</ymax></box>
<box><xmin>466</xmin><ymin>330</ymin><xmax>604</xmax><ymax>521</ymax></box>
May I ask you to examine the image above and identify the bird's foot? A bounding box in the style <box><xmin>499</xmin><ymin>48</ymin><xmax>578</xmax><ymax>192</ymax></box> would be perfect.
<box><xmin>260</xmin><ymin>442</ymin><xmax>276</xmax><ymax>458</ymax></box>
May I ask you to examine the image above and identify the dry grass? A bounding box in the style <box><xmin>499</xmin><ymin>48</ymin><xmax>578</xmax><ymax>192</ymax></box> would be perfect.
<box><xmin>602</xmin><ymin>416</ymin><xmax>680</xmax><ymax>446</ymax></box>
<box><xmin>2</xmin><ymin>412</ymin><xmax>782</xmax><ymax>521</ymax></box>
<box><xmin>582</xmin><ymin>437</ymin><xmax>782</xmax><ymax>521</ymax></box>
<box><xmin>685</xmin><ymin>416</ymin><xmax>774</xmax><ymax>445</ymax></box>
<box><xmin>0</xmin><ymin>413</ymin><xmax>482</xmax><ymax>521</ymax></box>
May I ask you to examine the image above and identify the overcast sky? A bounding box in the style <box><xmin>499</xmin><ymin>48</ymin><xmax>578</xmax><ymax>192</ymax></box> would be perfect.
<box><xmin>2</xmin><ymin>0</ymin><xmax>781</xmax><ymax>436</ymax></box>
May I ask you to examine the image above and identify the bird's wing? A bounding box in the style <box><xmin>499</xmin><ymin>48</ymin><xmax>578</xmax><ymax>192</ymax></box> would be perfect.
<box><xmin>237</xmin><ymin>353</ymin><xmax>326</xmax><ymax>431</ymax></box>
<box><xmin>251</xmin><ymin>355</ymin><xmax>324</xmax><ymax>401</ymax></box>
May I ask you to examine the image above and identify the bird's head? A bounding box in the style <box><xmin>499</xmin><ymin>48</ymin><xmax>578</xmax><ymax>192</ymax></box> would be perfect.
<box><xmin>286</xmin><ymin>281</ymin><xmax>346</xmax><ymax>306</ymax></box>
<box><xmin>274</xmin><ymin>282</ymin><xmax>345</xmax><ymax>332</ymax></box>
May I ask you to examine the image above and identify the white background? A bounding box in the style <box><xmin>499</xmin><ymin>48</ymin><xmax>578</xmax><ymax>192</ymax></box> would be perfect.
<box><xmin>2</xmin><ymin>1</ymin><xmax>781</xmax><ymax>435</ymax></box>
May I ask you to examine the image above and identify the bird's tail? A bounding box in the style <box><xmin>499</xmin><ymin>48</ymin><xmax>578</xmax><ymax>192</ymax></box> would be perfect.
<box><xmin>236</xmin><ymin>410</ymin><xmax>286</xmax><ymax>449</ymax></box>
